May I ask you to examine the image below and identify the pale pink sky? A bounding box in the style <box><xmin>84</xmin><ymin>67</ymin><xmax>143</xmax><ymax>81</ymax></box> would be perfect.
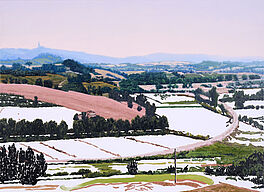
<box><xmin>0</xmin><ymin>0</ymin><xmax>263</xmax><ymax>57</ymax></box>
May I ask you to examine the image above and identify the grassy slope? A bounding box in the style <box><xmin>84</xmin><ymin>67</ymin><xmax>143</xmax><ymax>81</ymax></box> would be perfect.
<box><xmin>82</xmin><ymin>81</ymin><xmax>118</xmax><ymax>89</ymax></box>
<box><xmin>60</xmin><ymin>174</ymin><xmax>213</xmax><ymax>191</ymax></box>
<box><xmin>0</xmin><ymin>73</ymin><xmax>66</xmax><ymax>86</ymax></box>
<box><xmin>186</xmin><ymin>142</ymin><xmax>264</xmax><ymax>164</ymax></box>
<box><xmin>95</xmin><ymin>69</ymin><xmax>125</xmax><ymax>80</ymax></box>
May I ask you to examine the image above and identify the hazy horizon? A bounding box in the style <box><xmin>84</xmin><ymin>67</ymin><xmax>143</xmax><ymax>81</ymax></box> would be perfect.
<box><xmin>0</xmin><ymin>0</ymin><xmax>263</xmax><ymax>58</ymax></box>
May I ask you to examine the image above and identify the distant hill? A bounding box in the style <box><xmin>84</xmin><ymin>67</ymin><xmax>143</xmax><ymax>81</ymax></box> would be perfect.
<box><xmin>0</xmin><ymin>53</ymin><xmax>62</xmax><ymax>65</ymax></box>
<box><xmin>0</xmin><ymin>46</ymin><xmax>263</xmax><ymax>64</ymax></box>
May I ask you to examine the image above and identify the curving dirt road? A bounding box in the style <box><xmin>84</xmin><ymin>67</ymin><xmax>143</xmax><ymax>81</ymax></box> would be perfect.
<box><xmin>138</xmin><ymin>93</ymin><xmax>239</xmax><ymax>157</ymax></box>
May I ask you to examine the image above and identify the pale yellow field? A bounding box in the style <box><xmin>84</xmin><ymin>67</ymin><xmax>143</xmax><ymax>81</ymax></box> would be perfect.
<box><xmin>95</xmin><ymin>69</ymin><xmax>125</xmax><ymax>80</ymax></box>
<box><xmin>123</xmin><ymin>71</ymin><xmax>145</xmax><ymax>75</ymax></box>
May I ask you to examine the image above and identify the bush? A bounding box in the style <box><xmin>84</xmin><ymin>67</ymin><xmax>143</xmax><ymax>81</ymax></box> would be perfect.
<box><xmin>127</xmin><ymin>160</ymin><xmax>138</xmax><ymax>175</ymax></box>
<box><xmin>53</xmin><ymin>171</ymin><xmax>69</xmax><ymax>176</ymax></box>
<box><xmin>137</xmin><ymin>106</ymin><xmax>142</xmax><ymax>111</ymax></box>
<box><xmin>71</xmin><ymin>169</ymin><xmax>91</xmax><ymax>176</ymax></box>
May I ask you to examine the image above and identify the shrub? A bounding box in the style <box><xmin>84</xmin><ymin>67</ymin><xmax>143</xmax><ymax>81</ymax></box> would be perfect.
<box><xmin>137</xmin><ymin>106</ymin><xmax>142</xmax><ymax>111</ymax></box>
<box><xmin>127</xmin><ymin>160</ymin><xmax>138</xmax><ymax>175</ymax></box>
<box><xmin>53</xmin><ymin>172</ymin><xmax>69</xmax><ymax>176</ymax></box>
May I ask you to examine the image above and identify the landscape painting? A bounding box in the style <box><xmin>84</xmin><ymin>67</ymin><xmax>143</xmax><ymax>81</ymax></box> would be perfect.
<box><xmin>0</xmin><ymin>0</ymin><xmax>263</xmax><ymax>191</ymax></box>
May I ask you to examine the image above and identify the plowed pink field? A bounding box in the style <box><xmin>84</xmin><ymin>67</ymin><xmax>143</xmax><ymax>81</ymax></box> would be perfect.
<box><xmin>0</xmin><ymin>84</ymin><xmax>144</xmax><ymax>120</ymax></box>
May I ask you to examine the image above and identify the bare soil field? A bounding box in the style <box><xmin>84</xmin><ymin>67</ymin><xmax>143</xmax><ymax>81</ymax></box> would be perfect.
<box><xmin>186</xmin><ymin>182</ymin><xmax>260</xmax><ymax>192</ymax></box>
<box><xmin>0</xmin><ymin>84</ymin><xmax>144</xmax><ymax>121</ymax></box>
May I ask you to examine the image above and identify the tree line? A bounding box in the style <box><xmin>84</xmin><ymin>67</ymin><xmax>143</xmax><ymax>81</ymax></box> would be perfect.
<box><xmin>238</xmin><ymin>115</ymin><xmax>263</xmax><ymax>130</ymax></box>
<box><xmin>119</xmin><ymin>72</ymin><xmax>239</xmax><ymax>93</ymax></box>
<box><xmin>220</xmin><ymin>89</ymin><xmax>264</xmax><ymax>109</ymax></box>
<box><xmin>73</xmin><ymin>114</ymin><xmax>169</xmax><ymax>138</ymax></box>
<box><xmin>0</xmin><ymin>113</ymin><xmax>169</xmax><ymax>142</ymax></box>
<box><xmin>0</xmin><ymin>118</ymin><xmax>68</xmax><ymax>142</ymax></box>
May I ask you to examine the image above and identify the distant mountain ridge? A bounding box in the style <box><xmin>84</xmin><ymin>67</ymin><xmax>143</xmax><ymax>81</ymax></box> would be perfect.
<box><xmin>0</xmin><ymin>46</ymin><xmax>263</xmax><ymax>64</ymax></box>
<box><xmin>0</xmin><ymin>53</ymin><xmax>62</xmax><ymax>65</ymax></box>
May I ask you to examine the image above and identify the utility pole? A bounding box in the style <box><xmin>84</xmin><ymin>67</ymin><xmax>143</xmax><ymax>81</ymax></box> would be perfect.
<box><xmin>174</xmin><ymin>148</ymin><xmax>177</xmax><ymax>184</ymax></box>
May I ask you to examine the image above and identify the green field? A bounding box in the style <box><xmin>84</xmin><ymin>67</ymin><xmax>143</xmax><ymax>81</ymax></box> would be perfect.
<box><xmin>162</xmin><ymin>101</ymin><xmax>198</xmax><ymax>105</ymax></box>
<box><xmin>60</xmin><ymin>174</ymin><xmax>213</xmax><ymax>191</ymax></box>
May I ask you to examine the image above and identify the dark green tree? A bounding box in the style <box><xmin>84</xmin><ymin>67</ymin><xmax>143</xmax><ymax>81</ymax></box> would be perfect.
<box><xmin>43</xmin><ymin>80</ymin><xmax>53</xmax><ymax>88</ymax></box>
<box><xmin>35</xmin><ymin>78</ymin><xmax>43</xmax><ymax>86</ymax></box>
<box><xmin>127</xmin><ymin>160</ymin><xmax>138</xmax><ymax>175</ymax></box>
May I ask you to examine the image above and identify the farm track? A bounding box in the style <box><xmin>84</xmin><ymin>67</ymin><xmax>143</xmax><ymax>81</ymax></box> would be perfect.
<box><xmin>0</xmin><ymin>84</ymin><xmax>144</xmax><ymax>121</ymax></box>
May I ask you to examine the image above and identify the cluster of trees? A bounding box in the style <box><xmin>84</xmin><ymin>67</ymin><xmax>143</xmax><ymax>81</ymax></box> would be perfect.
<box><xmin>119</xmin><ymin>72</ymin><xmax>236</xmax><ymax>94</ymax></box>
<box><xmin>248</xmin><ymin>74</ymin><xmax>261</xmax><ymax>80</ymax></box>
<box><xmin>227</xmin><ymin>80</ymin><xmax>264</xmax><ymax>89</ymax></box>
<box><xmin>194</xmin><ymin>87</ymin><xmax>219</xmax><ymax>108</ymax></box>
<box><xmin>0</xmin><ymin>94</ymin><xmax>57</xmax><ymax>108</ymax></box>
<box><xmin>61</xmin><ymin>80</ymin><xmax>87</xmax><ymax>93</ymax></box>
<box><xmin>205</xmin><ymin>151</ymin><xmax>264</xmax><ymax>187</ymax></box>
<box><xmin>86</xmin><ymin>85</ymin><xmax>116</xmax><ymax>96</ymax></box>
<box><xmin>34</xmin><ymin>63</ymin><xmax>66</xmax><ymax>73</ymax></box>
<box><xmin>0</xmin><ymin>144</ymin><xmax>47</xmax><ymax>185</ymax></box>
<box><xmin>109</xmin><ymin>90</ymin><xmax>156</xmax><ymax>116</ymax></box>
<box><xmin>35</xmin><ymin>78</ymin><xmax>53</xmax><ymax>88</ymax></box>
<box><xmin>0</xmin><ymin>64</ymin><xmax>47</xmax><ymax>77</ymax></box>
<box><xmin>73</xmin><ymin>115</ymin><xmax>169</xmax><ymax>138</ymax></box>
<box><xmin>0</xmin><ymin>118</ymin><xmax>68</xmax><ymax>141</ymax></box>
<box><xmin>238</xmin><ymin>115</ymin><xmax>263</xmax><ymax>130</ymax></box>
<box><xmin>221</xmin><ymin>89</ymin><xmax>264</xmax><ymax>109</ymax></box>
<box><xmin>62</xmin><ymin>59</ymin><xmax>94</xmax><ymax>75</ymax></box>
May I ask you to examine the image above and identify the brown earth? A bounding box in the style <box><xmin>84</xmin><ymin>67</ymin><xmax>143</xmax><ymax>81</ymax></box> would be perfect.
<box><xmin>0</xmin><ymin>84</ymin><xmax>144</xmax><ymax>121</ymax></box>
<box><xmin>184</xmin><ymin>182</ymin><xmax>260</xmax><ymax>192</ymax></box>
<box><xmin>0</xmin><ymin>185</ymin><xmax>58</xmax><ymax>190</ymax></box>
<box><xmin>72</xmin><ymin>180</ymin><xmax>202</xmax><ymax>191</ymax></box>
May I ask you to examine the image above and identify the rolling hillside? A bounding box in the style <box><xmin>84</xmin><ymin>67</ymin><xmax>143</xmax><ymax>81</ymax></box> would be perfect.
<box><xmin>0</xmin><ymin>84</ymin><xmax>144</xmax><ymax>121</ymax></box>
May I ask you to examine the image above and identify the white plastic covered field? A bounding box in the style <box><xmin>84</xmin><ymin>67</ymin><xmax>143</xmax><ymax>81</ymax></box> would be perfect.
<box><xmin>3</xmin><ymin>135</ymin><xmax>200</xmax><ymax>161</ymax></box>
<box><xmin>130</xmin><ymin>135</ymin><xmax>200</xmax><ymax>148</ymax></box>
<box><xmin>156</xmin><ymin>108</ymin><xmax>230</xmax><ymax>137</ymax></box>
<box><xmin>139</xmin><ymin>93</ymin><xmax>195</xmax><ymax>106</ymax></box>
<box><xmin>0</xmin><ymin>107</ymin><xmax>78</xmax><ymax>128</ymax></box>
<box><xmin>82</xmin><ymin>137</ymin><xmax>166</xmax><ymax>157</ymax></box>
